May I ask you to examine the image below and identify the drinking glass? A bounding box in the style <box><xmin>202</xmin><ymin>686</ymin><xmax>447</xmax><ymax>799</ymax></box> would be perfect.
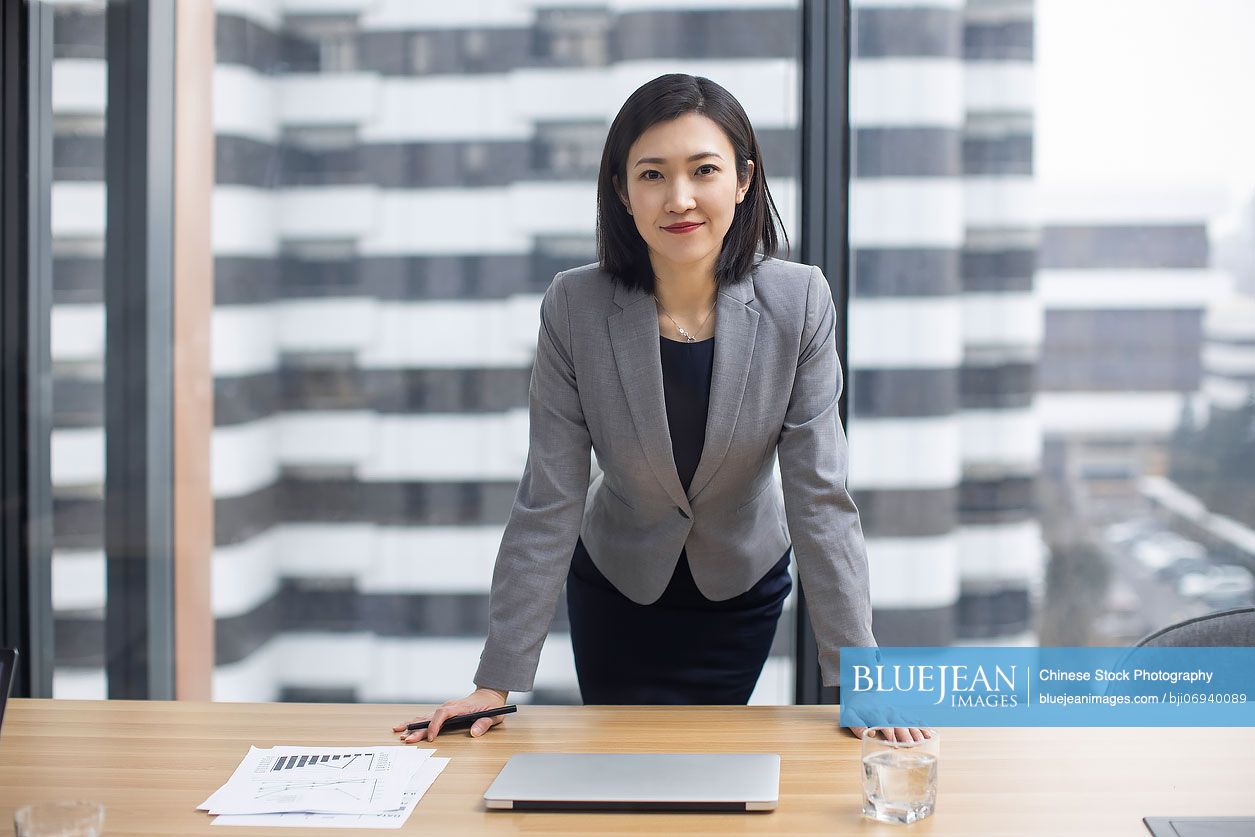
<box><xmin>860</xmin><ymin>728</ymin><xmax>939</xmax><ymax>825</ymax></box>
<box><xmin>14</xmin><ymin>801</ymin><xmax>105</xmax><ymax>837</ymax></box>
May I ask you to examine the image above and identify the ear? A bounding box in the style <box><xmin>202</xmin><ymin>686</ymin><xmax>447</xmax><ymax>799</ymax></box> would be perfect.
<box><xmin>735</xmin><ymin>159</ymin><xmax>755</xmax><ymax>205</ymax></box>
<box><xmin>613</xmin><ymin>175</ymin><xmax>633</xmax><ymax>215</ymax></box>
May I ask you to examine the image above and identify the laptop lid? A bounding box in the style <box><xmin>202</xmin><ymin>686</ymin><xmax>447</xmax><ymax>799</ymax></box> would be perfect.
<box><xmin>0</xmin><ymin>648</ymin><xmax>16</xmax><ymax>735</ymax></box>
<box><xmin>483</xmin><ymin>753</ymin><xmax>780</xmax><ymax>812</ymax></box>
<box><xmin>1144</xmin><ymin>817</ymin><xmax>1255</xmax><ymax>836</ymax></box>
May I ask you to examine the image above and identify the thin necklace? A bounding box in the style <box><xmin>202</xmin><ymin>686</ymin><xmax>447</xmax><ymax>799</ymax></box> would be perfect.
<box><xmin>653</xmin><ymin>292</ymin><xmax>716</xmax><ymax>343</ymax></box>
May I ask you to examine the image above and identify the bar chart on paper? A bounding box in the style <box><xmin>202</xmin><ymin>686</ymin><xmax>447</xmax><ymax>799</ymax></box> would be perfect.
<box><xmin>269</xmin><ymin>753</ymin><xmax>382</xmax><ymax>772</ymax></box>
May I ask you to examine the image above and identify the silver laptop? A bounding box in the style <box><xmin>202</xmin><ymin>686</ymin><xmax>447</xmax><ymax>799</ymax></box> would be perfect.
<box><xmin>483</xmin><ymin>753</ymin><xmax>780</xmax><ymax>812</ymax></box>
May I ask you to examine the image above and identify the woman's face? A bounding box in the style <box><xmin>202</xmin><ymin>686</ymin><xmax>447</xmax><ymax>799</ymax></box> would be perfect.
<box><xmin>614</xmin><ymin>112</ymin><xmax>754</xmax><ymax>277</ymax></box>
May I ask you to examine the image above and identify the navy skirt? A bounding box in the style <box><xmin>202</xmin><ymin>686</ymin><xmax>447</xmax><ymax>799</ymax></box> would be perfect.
<box><xmin>565</xmin><ymin>536</ymin><xmax>792</xmax><ymax>705</ymax></box>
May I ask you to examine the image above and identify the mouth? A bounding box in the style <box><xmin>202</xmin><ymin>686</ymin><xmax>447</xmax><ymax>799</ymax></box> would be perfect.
<box><xmin>662</xmin><ymin>222</ymin><xmax>704</xmax><ymax>234</ymax></box>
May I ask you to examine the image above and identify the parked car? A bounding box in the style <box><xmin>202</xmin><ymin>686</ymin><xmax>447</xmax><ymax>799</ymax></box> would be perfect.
<box><xmin>1133</xmin><ymin>533</ymin><xmax>1207</xmax><ymax>573</ymax></box>
<box><xmin>1177</xmin><ymin>565</ymin><xmax>1255</xmax><ymax>608</ymax></box>
<box><xmin>1104</xmin><ymin>519</ymin><xmax>1155</xmax><ymax>547</ymax></box>
<box><xmin>1155</xmin><ymin>555</ymin><xmax>1213</xmax><ymax>583</ymax></box>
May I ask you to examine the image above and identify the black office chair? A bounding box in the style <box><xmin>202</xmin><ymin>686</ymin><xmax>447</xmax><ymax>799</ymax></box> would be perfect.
<box><xmin>1134</xmin><ymin>607</ymin><xmax>1255</xmax><ymax>647</ymax></box>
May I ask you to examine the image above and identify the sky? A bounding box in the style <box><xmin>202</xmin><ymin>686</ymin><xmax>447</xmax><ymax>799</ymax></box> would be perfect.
<box><xmin>1036</xmin><ymin>0</ymin><xmax>1255</xmax><ymax>216</ymax></box>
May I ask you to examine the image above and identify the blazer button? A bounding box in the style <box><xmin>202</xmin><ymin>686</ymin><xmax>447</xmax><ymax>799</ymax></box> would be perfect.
<box><xmin>677</xmin><ymin>507</ymin><xmax>690</xmax><ymax>519</ymax></box>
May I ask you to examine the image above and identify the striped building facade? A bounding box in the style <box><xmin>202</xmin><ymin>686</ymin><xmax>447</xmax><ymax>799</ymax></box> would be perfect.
<box><xmin>956</xmin><ymin>0</ymin><xmax>1041</xmax><ymax>642</ymax></box>
<box><xmin>47</xmin><ymin>1</ymin><xmax>110</xmax><ymax>698</ymax></box>
<box><xmin>848</xmin><ymin>0</ymin><xmax>1043</xmax><ymax>646</ymax></box>
<box><xmin>47</xmin><ymin>0</ymin><xmax>809</xmax><ymax>703</ymax></box>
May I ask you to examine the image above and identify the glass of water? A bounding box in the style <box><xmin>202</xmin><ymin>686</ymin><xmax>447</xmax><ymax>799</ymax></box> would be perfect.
<box><xmin>14</xmin><ymin>801</ymin><xmax>105</xmax><ymax>837</ymax></box>
<box><xmin>860</xmin><ymin>728</ymin><xmax>939</xmax><ymax>825</ymax></box>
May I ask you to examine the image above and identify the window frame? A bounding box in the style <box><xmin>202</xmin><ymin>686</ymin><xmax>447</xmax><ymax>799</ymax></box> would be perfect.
<box><xmin>794</xmin><ymin>0</ymin><xmax>853</xmax><ymax>706</ymax></box>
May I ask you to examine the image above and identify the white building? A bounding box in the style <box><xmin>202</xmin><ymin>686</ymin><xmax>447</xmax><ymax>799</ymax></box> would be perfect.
<box><xmin>849</xmin><ymin>0</ymin><xmax>1043</xmax><ymax>645</ymax></box>
<box><xmin>1036</xmin><ymin>184</ymin><xmax>1231</xmax><ymax>518</ymax></box>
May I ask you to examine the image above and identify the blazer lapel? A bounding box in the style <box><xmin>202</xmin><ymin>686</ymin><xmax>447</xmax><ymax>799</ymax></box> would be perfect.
<box><xmin>687</xmin><ymin>275</ymin><xmax>758</xmax><ymax>500</ymax></box>
<box><xmin>608</xmin><ymin>282</ymin><xmax>691</xmax><ymax>514</ymax></box>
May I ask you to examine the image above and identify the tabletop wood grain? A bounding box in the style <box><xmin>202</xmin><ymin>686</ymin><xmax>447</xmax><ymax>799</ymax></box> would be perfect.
<box><xmin>1</xmin><ymin>699</ymin><xmax>1252</xmax><ymax>835</ymax></box>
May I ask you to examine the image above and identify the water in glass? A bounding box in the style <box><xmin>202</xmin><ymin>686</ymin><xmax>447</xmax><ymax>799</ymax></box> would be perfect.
<box><xmin>861</xmin><ymin>748</ymin><xmax>938</xmax><ymax>824</ymax></box>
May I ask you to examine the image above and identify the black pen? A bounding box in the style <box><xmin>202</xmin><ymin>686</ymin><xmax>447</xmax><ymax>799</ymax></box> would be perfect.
<box><xmin>405</xmin><ymin>705</ymin><xmax>517</xmax><ymax>733</ymax></box>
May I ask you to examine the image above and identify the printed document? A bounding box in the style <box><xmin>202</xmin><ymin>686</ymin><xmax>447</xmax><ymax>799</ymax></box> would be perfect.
<box><xmin>212</xmin><ymin>756</ymin><xmax>450</xmax><ymax>829</ymax></box>
<box><xmin>199</xmin><ymin>746</ymin><xmax>433</xmax><ymax>816</ymax></box>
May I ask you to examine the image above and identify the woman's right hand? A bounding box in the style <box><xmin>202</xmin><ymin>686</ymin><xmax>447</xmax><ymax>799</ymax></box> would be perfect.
<box><xmin>393</xmin><ymin>687</ymin><xmax>509</xmax><ymax>743</ymax></box>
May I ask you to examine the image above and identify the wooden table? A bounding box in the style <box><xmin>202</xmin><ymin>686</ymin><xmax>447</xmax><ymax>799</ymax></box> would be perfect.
<box><xmin>1</xmin><ymin>699</ymin><xmax>1253</xmax><ymax>835</ymax></box>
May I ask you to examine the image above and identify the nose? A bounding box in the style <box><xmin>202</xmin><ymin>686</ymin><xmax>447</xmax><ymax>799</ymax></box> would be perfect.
<box><xmin>664</xmin><ymin>178</ymin><xmax>697</xmax><ymax>214</ymax></box>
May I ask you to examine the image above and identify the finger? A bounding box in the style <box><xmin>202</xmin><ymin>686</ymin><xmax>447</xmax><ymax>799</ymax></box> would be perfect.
<box><xmin>910</xmin><ymin>728</ymin><xmax>925</xmax><ymax>743</ymax></box>
<box><xmin>470</xmin><ymin>718</ymin><xmax>492</xmax><ymax>737</ymax></box>
<box><xmin>393</xmin><ymin>716</ymin><xmax>427</xmax><ymax>733</ymax></box>
<box><xmin>424</xmin><ymin>709</ymin><xmax>449</xmax><ymax>741</ymax></box>
<box><xmin>892</xmin><ymin>727</ymin><xmax>910</xmax><ymax>743</ymax></box>
<box><xmin>430</xmin><ymin>706</ymin><xmax>464</xmax><ymax>740</ymax></box>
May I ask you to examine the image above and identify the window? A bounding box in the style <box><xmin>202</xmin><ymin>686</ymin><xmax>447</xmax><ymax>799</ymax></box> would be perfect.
<box><xmin>532</xmin><ymin>121</ymin><xmax>606</xmax><ymax>178</ymax></box>
<box><xmin>848</xmin><ymin>0</ymin><xmax>1255</xmax><ymax>649</ymax></box>
<box><xmin>285</xmin><ymin>15</ymin><xmax>358</xmax><ymax>74</ymax></box>
<box><xmin>533</xmin><ymin>9</ymin><xmax>610</xmax><ymax>66</ymax></box>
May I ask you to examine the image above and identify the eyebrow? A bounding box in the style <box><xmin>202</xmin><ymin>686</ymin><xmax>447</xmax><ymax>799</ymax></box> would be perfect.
<box><xmin>633</xmin><ymin>151</ymin><xmax>724</xmax><ymax>167</ymax></box>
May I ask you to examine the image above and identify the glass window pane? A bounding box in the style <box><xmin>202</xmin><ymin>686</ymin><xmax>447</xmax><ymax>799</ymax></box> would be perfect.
<box><xmin>210</xmin><ymin>3</ymin><xmax>804</xmax><ymax>705</ymax></box>
<box><xmin>848</xmin><ymin>0</ymin><xmax>1255</xmax><ymax>648</ymax></box>
<box><xmin>48</xmin><ymin>0</ymin><xmax>108</xmax><ymax>699</ymax></box>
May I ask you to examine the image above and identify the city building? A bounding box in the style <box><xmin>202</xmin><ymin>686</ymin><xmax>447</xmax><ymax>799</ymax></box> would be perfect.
<box><xmin>1036</xmin><ymin>185</ymin><xmax>1231</xmax><ymax>523</ymax></box>
<box><xmin>848</xmin><ymin>0</ymin><xmax>1043</xmax><ymax>645</ymax></box>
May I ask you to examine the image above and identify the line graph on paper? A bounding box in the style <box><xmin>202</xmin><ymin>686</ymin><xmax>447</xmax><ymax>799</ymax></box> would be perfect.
<box><xmin>253</xmin><ymin>777</ymin><xmax>380</xmax><ymax>805</ymax></box>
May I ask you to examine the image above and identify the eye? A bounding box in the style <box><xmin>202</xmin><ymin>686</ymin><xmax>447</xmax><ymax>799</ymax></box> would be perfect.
<box><xmin>639</xmin><ymin>170</ymin><xmax>662</xmax><ymax>180</ymax></box>
<box><xmin>696</xmin><ymin>164</ymin><xmax>719</xmax><ymax>175</ymax></box>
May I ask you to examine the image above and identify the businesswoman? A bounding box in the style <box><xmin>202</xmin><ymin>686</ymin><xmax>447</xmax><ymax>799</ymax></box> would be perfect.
<box><xmin>394</xmin><ymin>74</ymin><xmax>926</xmax><ymax>744</ymax></box>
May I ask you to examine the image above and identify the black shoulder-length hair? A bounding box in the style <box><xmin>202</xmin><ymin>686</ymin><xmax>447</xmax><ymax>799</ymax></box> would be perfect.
<box><xmin>596</xmin><ymin>73</ymin><xmax>789</xmax><ymax>293</ymax></box>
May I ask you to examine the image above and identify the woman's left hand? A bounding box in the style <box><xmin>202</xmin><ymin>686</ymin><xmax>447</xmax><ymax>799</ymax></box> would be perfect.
<box><xmin>847</xmin><ymin>726</ymin><xmax>935</xmax><ymax>743</ymax></box>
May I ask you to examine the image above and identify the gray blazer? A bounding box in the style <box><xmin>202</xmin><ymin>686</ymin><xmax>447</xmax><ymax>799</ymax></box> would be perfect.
<box><xmin>473</xmin><ymin>256</ymin><xmax>876</xmax><ymax>693</ymax></box>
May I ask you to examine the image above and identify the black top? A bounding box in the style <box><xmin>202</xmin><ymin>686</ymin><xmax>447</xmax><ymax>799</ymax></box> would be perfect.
<box><xmin>658</xmin><ymin>334</ymin><xmax>715</xmax><ymax>492</ymax></box>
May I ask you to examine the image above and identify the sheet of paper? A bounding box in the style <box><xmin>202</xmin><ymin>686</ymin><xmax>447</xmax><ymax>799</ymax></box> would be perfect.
<box><xmin>199</xmin><ymin>746</ymin><xmax>432</xmax><ymax>815</ymax></box>
<box><xmin>212</xmin><ymin>757</ymin><xmax>449</xmax><ymax>829</ymax></box>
